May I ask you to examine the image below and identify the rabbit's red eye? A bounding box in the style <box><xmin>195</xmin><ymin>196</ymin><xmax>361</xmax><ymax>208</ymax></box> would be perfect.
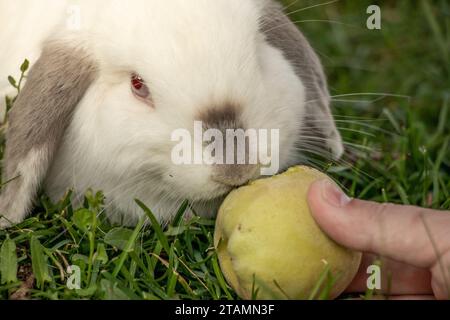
<box><xmin>131</xmin><ymin>74</ymin><xmax>151</xmax><ymax>100</ymax></box>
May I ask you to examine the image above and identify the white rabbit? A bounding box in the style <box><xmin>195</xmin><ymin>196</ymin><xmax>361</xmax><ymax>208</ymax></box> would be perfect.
<box><xmin>0</xmin><ymin>0</ymin><xmax>343</xmax><ymax>228</ymax></box>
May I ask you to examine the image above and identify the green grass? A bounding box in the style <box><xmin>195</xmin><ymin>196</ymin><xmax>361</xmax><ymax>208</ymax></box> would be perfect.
<box><xmin>0</xmin><ymin>0</ymin><xmax>449</xmax><ymax>300</ymax></box>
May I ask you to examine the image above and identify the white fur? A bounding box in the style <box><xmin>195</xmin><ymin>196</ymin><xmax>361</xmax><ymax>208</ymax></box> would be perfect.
<box><xmin>0</xmin><ymin>0</ymin><xmax>68</xmax><ymax>123</ymax></box>
<box><xmin>2</xmin><ymin>0</ymin><xmax>309</xmax><ymax>224</ymax></box>
<box><xmin>0</xmin><ymin>0</ymin><xmax>66</xmax><ymax>89</ymax></box>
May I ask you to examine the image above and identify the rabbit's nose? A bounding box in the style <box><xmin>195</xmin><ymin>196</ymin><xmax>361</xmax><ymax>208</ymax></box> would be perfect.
<box><xmin>212</xmin><ymin>164</ymin><xmax>259</xmax><ymax>187</ymax></box>
<box><xmin>208</xmin><ymin>134</ymin><xmax>261</xmax><ymax>187</ymax></box>
<box><xmin>196</xmin><ymin>104</ymin><xmax>260</xmax><ymax>187</ymax></box>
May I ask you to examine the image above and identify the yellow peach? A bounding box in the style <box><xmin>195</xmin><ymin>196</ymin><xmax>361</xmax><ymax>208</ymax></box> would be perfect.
<box><xmin>214</xmin><ymin>166</ymin><xmax>362</xmax><ymax>300</ymax></box>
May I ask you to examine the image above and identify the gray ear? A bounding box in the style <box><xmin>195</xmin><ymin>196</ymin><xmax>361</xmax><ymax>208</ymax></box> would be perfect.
<box><xmin>261</xmin><ymin>2</ymin><xmax>344</xmax><ymax>159</ymax></box>
<box><xmin>0</xmin><ymin>42</ymin><xmax>97</xmax><ymax>228</ymax></box>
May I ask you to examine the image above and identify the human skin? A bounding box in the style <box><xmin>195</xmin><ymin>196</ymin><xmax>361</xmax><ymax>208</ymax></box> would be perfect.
<box><xmin>307</xmin><ymin>179</ymin><xmax>450</xmax><ymax>300</ymax></box>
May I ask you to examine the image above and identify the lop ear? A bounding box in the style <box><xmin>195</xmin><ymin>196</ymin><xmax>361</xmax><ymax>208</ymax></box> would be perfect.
<box><xmin>0</xmin><ymin>41</ymin><xmax>97</xmax><ymax>228</ymax></box>
<box><xmin>261</xmin><ymin>2</ymin><xmax>344</xmax><ymax>159</ymax></box>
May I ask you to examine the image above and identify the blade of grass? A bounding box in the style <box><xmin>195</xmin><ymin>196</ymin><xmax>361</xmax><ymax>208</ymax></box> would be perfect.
<box><xmin>136</xmin><ymin>200</ymin><xmax>170</xmax><ymax>254</ymax></box>
<box><xmin>30</xmin><ymin>236</ymin><xmax>52</xmax><ymax>288</ymax></box>
<box><xmin>308</xmin><ymin>263</ymin><xmax>331</xmax><ymax>300</ymax></box>
<box><xmin>112</xmin><ymin>215</ymin><xmax>146</xmax><ymax>278</ymax></box>
<box><xmin>0</xmin><ymin>236</ymin><xmax>18</xmax><ymax>284</ymax></box>
<box><xmin>211</xmin><ymin>253</ymin><xmax>233</xmax><ymax>300</ymax></box>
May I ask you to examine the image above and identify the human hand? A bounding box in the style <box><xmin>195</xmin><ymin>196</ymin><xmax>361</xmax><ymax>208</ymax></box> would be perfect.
<box><xmin>307</xmin><ymin>179</ymin><xmax>450</xmax><ymax>300</ymax></box>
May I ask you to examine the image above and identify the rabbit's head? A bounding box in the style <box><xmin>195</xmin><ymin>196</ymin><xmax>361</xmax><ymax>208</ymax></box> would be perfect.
<box><xmin>0</xmin><ymin>0</ymin><xmax>343</xmax><ymax>227</ymax></box>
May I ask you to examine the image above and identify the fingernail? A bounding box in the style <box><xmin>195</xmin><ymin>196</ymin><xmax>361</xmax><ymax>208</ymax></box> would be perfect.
<box><xmin>319</xmin><ymin>179</ymin><xmax>351</xmax><ymax>207</ymax></box>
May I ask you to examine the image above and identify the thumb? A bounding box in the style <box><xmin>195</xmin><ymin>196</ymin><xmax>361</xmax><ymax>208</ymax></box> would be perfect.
<box><xmin>307</xmin><ymin>179</ymin><xmax>450</xmax><ymax>269</ymax></box>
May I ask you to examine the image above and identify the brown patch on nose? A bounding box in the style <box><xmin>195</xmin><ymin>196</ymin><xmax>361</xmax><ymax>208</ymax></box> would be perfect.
<box><xmin>197</xmin><ymin>103</ymin><xmax>242</xmax><ymax>131</ymax></box>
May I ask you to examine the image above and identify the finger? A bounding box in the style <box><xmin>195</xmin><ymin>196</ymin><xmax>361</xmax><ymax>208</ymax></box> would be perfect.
<box><xmin>345</xmin><ymin>254</ymin><xmax>433</xmax><ymax>295</ymax></box>
<box><xmin>307</xmin><ymin>179</ymin><xmax>450</xmax><ymax>269</ymax></box>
